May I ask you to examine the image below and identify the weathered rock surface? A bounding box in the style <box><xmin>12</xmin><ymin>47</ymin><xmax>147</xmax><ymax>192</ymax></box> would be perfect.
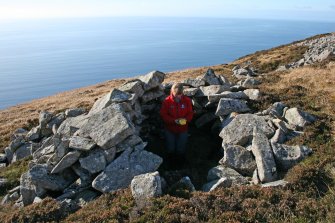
<box><xmin>219</xmin><ymin>114</ymin><xmax>274</xmax><ymax>146</ymax></box>
<box><xmin>79</xmin><ymin>150</ymin><xmax>107</xmax><ymax>174</ymax></box>
<box><xmin>271</xmin><ymin>143</ymin><xmax>312</xmax><ymax>170</ymax></box>
<box><xmin>92</xmin><ymin>148</ymin><xmax>163</xmax><ymax>193</ymax></box>
<box><xmin>79</xmin><ymin>107</ymin><xmax>135</xmax><ymax>149</ymax></box>
<box><xmin>251</xmin><ymin>128</ymin><xmax>277</xmax><ymax>183</ymax></box>
<box><xmin>69</xmin><ymin>136</ymin><xmax>96</xmax><ymax>151</ymax></box>
<box><xmin>139</xmin><ymin>71</ymin><xmax>165</xmax><ymax>91</ymax></box>
<box><xmin>220</xmin><ymin>145</ymin><xmax>257</xmax><ymax>176</ymax></box>
<box><xmin>51</xmin><ymin>151</ymin><xmax>81</xmax><ymax>174</ymax></box>
<box><xmin>284</xmin><ymin>107</ymin><xmax>316</xmax><ymax>128</ymax></box>
<box><xmin>208</xmin><ymin>91</ymin><xmax>248</xmax><ymax>103</ymax></box>
<box><xmin>215</xmin><ymin>99</ymin><xmax>250</xmax><ymax>116</ymax></box>
<box><xmin>131</xmin><ymin>171</ymin><xmax>162</xmax><ymax>205</ymax></box>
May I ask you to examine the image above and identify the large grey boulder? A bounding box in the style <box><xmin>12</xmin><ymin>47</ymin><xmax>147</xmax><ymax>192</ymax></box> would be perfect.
<box><xmin>220</xmin><ymin>145</ymin><xmax>257</xmax><ymax>176</ymax></box>
<box><xmin>139</xmin><ymin>71</ymin><xmax>165</xmax><ymax>91</ymax></box>
<box><xmin>78</xmin><ymin>106</ymin><xmax>135</xmax><ymax>149</ymax></box>
<box><xmin>92</xmin><ymin>148</ymin><xmax>163</xmax><ymax>193</ymax></box>
<box><xmin>284</xmin><ymin>108</ymin><xmax>316</xmax><ymax>128</ymax></box>
<box><xmin>199</xmin><ymin>85</ymin><xmax>230</xmax><ymax>97</ymax></box>
<box><xmin>65</xmin><ymin>108</ymin><xmax>86</xmax><ymax>118</ymax></box>
<box><xmin>57</xmin><ymin>114</ymin><xmax>89</xmax><ymax>137</ymax></box>
<box><xmin>131</xmin><ymin>171</ymin><xmax>162</xmax><ymax>206</ymax></box>
<box><xmin>183</xmin><ymin>88</ymin><xmax>199</xmax><ymax>97</ymax></box>
<box><xmin>219</xmin><ymin>114</ymin><xmax>274</xmax><ymax>146</ymax></box>
<box><xmin>69</xmin><ymin>136</ymin><xmax>96</xmax><ymax>151</ymax></box>
<box><xmin>12</xmin><ymin>143</ymin><xmax>32</xmax><ymax>163</ymax></box>
<box><xmin>208</xmin><ymin>91</ymin><xmax>248</xmax><ymax>103</ymax></box>
<box><xmin>51</xmin><ymin>151</ymin><xmax>81</xmax><ymax>174</ymax></box>
<box><xmin>79</xmin><ymin>150</ymin><xmax>106</xmax><ymax>174</ymax></box>
<box><xmin>215</xmin><ymin>99</ymin><xmax>250</xmax><ymax>116</ymax></box>
<box><xmin>271</xmin><ymin>143</ymin><xmax>312</xmax><ymax>170</ymax></box>
<box><xmin>89</xmin><ymin>89</ymin><xmax>132</xmax><ymax>114</ymax></box>
<box><xmin>39</xmin><ymin>111</ymin><xmax>53</xmax><ymax>127</ymax></box>
<box><xmin>26</xmin><ymin>126</ymin><xmax>41</xmax><ymax>141</ymax></box>
<box><xmin>201</xmin><ymin>69</ymin><xmax>221</xmax><ymax>85</ymax></box>
<box><xmin>20</xmin><ymin>172</ymin><xmax>37</xmax><ymax>206</ymax></box>
<box><xmin>141</xmin><ymin>88</ymin><xmax>164</xmax><ymax>103</ymax></box>
<box><xmin>207</xmin><ymin>165</ymin><xmax>247</xmax><ymax>183</ymax></box>
<box><xmin>243</xmin><ymin>89</ymin><xmax>260</xmax><ymax>101</ymax></box>
<box><xmin>202</xmin><ymin>178</ymin><xmax>233</xmax><ymax>192</ymax></box>
<box><xmin>240</xmin><ymin>78</ymin><xmax>261</xmax><ymax>88</ymax></box>
<box><xmin>182</xmin><ymin>78</ymin><xmax>206</xmax><ymax>88</ymax></box>
<box><xmin>29</xmin><ymin>164</ymin><xmax>74</xmax><ymax>191</ymax></box>
<box><xmin>251</xmin><ymin>128</ymin><xmax>277</xmax><ymax>183</ymax></box>
<box><xmin>118</xmin><ymin>80</ymin><xmax>145</xmax><ymax>97</ymax></box>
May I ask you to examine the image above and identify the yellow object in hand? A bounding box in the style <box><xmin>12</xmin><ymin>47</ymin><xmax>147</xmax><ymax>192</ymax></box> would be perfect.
<box><xmin>179</xmin><ymin>118</ymin><xmax>187</xmax><ymax>125</ymax></box>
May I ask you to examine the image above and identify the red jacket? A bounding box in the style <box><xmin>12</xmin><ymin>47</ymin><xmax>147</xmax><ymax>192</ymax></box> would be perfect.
<box><xmin>160</xmin><ymin>94</ymin><xmax>194</xmax><ymax>133</ymax></box>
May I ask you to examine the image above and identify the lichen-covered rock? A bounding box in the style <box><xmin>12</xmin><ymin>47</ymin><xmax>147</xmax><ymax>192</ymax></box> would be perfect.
<box><xmin>79</xmin><ymin>150</ymin><xmax>106</xmax><ymax>174</ymax></box>
<box><xmin>131</xmin><ymin>171</ymin><xmax>162</xmax><ymax>205</ymax></box>
<box><xmin>219</xmin><ymin>114</ymin><xmax>274</xmax><ymax>146</ymax></box>
<box><xmin>284</xmin><ymin>107</ymin><xmax>316</xmax><ymax>128</ymax></box>
<box><xmin>118</xmin><ymin>80</ymin><xmax>145</xmax><ymax>97</ymax></box>
<box><xmin>220</xmin><ymin>145</ymin><xmax>256</xmax><ymax>176</ymax></box>
<box><xmin>182</xmin><ymin>78</ymin><xmax>206</xmax><ymax>88</ymax></box>
<box><xmin>89</xmin><ymin>89</ymin><xmax>132</xmax><ymax>115</ymax></box>
<box><xmin>92</xmin><ymin>148</ymin><xmax>162</xmax><ymax>193</ymax></box>
<box><xmin>199</xmin><ymin>85</ymin><xmax>230</xmax><ymax>97</ymax></box>
<box><xmin>243</xmin><ymin>89</ymin><xmax>260</xmax><ymax>101</ymax></box>
<box><xmin>207</xmin><ymin>165</ymin><xmax>247</xmax><ymax>184</ymax></box>
<box><xmin>215</xmin><ymin>99</ymin><xmax>250</xmax><ymax>116</ymax></box>
<box><xmin>12</xmin><ymin>143</ymin><xmax>32</xmax><ymax>163</ymax></box>
<box><xmin>65</xmin><ymin>108</ymin><xmax>86</xmax><ymax>118</ymax></box>
<box><xmin>139</xmin><ymin>71</ymin><xmax>165</xmax><ymax>91</ymax></box>
<box><xmin>69</xmin><ymin>136</ymin><xmax>96</xmax><ymax>151</ymax></box>
<box><xmin>251</xmin><ymin>128</ymin><xmax>277</xmax><ymax>183</ymax></box>
<box><xmin>51</xmin><ymin>151</ymin><xmax>81</xmax><ymax>174</ymax></box>
<box><xmin>271</xmin><ymin>143</ymin><xmax>312</xmax><ymax>170</ymax></box>
<box><xmin>78</xmin><ymin>106</ymin><xmax>135</xmax><ymax>149</ymax></box>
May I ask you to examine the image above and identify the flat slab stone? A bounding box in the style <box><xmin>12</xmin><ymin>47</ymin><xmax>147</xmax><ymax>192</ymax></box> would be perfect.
<box><xmin>220</xmin><ymin>145</ymin><xmax>257</xmax><ymax>176</ymax></box>
<box><xmin>284</xmin><ymin>107</ymin><xmax>316</xmax><ymax>128</ymax></box>
<box><xmin>208</xmin><ymin>91</ymin><xmax>248</xmax><ymax>103</ymax></box>
<box><xmin>219</xmin><ymin>114</ymin><xmax>275</xmax><ymax>146</ymax></box>
<box><xmin>199</xmin><ymin>85</ymin><xmax>230</xmax><ymax>97</ymax></box>
<box><xmin>69</xmin><ymin>136</ymin><xmax>96</xmax><ymax>151</ymax></box>
<box><xmin>51</xmin><ymin>151</ymin><xmax>81</xmax><ymax>174</ymax></box>
<box><xmin>251</xmin><ymin>128</ymin><xmax>277</xmax><ymax>183</ymax></box>
<box><xmin>92</xmin><ymin>148</ymin><xmax>163</xmax><ymax>193</ymax></box>
<box><xmin>79</xmin><ymin>150</ymin><xmax>107</xmax><ymax>174</ymax></box>
<box><xmin>78</xmin><ymin>106</ymin><xmax>135</xmax><ymax>149</ymax></box>
<box><xmin>271</xmin><ymin>143</ymin><xmax>312</xmax><ymax>171</ymax></box>
<box><xmin>139</xmin><ymin>71</ymin><xmax>165</xmax><ymax>91</ymax></box>
<box><xmin>215</xmin><ymin>98</ymin><xmax>250</xmax><ymax>116</ymax></box>
<box><xmin>89</xmin><ymin>89</ymin><xmax>132</xmax><ymax>115</ymax></box>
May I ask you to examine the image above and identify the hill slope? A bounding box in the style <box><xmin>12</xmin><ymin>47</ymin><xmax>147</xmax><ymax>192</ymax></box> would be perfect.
<box><xmin>0</xmin><ymin>33</ymin><xmax>335</xmax><ymax>222</ymax></box>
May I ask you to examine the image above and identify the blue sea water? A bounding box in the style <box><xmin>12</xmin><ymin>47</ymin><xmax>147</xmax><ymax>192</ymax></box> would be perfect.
<box><xmin>0</xmin><ymin>17</ymin><xmax>334</xmax><ymax>109</ymax></box>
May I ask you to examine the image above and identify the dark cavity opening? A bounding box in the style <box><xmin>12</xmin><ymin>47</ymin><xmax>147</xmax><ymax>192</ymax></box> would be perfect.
<box><xmin>140</xmin><ymin>109</ymin><xmax>222</xmax><ymax>190</ymax></box>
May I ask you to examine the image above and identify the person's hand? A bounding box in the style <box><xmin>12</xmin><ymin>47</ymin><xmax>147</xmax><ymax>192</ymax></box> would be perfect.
<box><xmin>175</xmin><ymin>118</ymin><xmax>187</xmax><ymax>125</ymax></box>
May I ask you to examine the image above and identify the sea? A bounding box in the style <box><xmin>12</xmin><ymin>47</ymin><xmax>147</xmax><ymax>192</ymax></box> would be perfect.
<box><xmin>0</xmin><ymin>17</ymin><xmax>334</xmax><ymax>109</ymax></box>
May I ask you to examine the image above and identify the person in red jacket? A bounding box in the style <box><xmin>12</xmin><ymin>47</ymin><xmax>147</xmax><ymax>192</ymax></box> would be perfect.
<box><xmin>160</xmin><ymin>83</ymin><xmax>193</xmax><ymax>163</ymax></box>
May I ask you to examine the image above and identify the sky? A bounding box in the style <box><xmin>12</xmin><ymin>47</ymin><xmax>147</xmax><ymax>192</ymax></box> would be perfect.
<box><xmin>0</xmin><ymin>0</ymin><xmax>334</xmax><ymax>22</ymax></box>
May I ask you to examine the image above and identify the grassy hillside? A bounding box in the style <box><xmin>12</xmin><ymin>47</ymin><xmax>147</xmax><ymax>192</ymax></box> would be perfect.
<box><xmin>1</xmin><ymin>33</ymin><xmax>335</xmax><ymax>222</ymax></box>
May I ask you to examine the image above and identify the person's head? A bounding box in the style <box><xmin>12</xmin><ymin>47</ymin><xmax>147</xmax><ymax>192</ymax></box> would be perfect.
<box><xmin>171</xmin><ymin>83</ymin><xmax>184</xmax><ymax>100</ymax></box>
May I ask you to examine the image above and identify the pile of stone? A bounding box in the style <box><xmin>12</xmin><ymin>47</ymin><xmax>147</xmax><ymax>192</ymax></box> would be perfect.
<box><xmin>1</xmin><ymin>71</ymin><xmax>166</xmax><ymax>207</ymax></box>
<box><xmin>277</xmin><ymin>33</ymin><xmax>335</xmax><ymax>71</ymax></box>
<box><xmin>1</xmin><ymin>68</ymin><xmax>316</xmax><ymax>208</ymax></box>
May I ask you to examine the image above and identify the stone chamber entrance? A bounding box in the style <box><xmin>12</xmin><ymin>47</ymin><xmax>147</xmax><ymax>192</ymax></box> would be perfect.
<box><xmin>140</xmin><ymin>105</ymin><xmax>222</xmax><ymax>190</ymax></box>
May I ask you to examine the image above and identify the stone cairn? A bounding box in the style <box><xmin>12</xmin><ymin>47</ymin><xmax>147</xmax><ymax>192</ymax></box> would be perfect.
<box><xmin>1</xmin><ymin>68</ymin><xmax>316</xmax><ymax>207</ymax></box>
